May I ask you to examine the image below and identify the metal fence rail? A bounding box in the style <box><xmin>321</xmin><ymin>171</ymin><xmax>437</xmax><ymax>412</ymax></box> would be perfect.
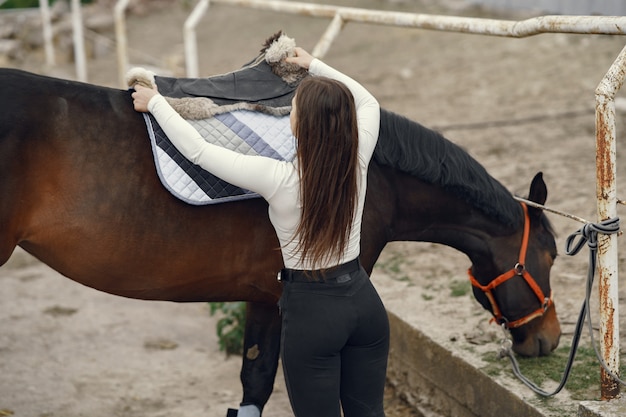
<box><xmin>175</xmin><ymin>0</ymin><xmax>626</xmax><ymax>78</ymax></box>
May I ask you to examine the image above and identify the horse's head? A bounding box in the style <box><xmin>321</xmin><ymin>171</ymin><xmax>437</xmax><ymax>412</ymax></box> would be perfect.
<box><xmin>469</xmin><ymin>172</ymin><xmax>560</xmax><ymax>357</ymax></box>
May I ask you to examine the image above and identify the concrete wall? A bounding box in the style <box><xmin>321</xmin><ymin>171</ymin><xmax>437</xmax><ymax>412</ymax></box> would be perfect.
<box><xmin>386</xmin><ymin>312</ymin><xmax>547</xmax><ymax>417</ymax></box>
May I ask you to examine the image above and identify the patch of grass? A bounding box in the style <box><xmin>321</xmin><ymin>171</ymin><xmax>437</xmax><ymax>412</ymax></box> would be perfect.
<box><xmin>376</xmin><ymin>253</ymin><xmax>413</xmax><ymax>283</ymax></box>
<box><xmin>480</xmin><ymin>344</ymin><xmax>626</xmax><ymax>400</ymax></box>
<box><xmin>516</xmin><ymin>345</ymin><xmax>600</xmax><ymax>399</ymax></box>
<box><xmin>449</xmin><ymin>279</ymin><xmax>470</xmax><ymax>297</ymax></box>
<box><xmin>376</xmin><ymin>253</ymin><xmax>405</xmax><ymax>274</ymax></box>
<box><xmin>395</xmin><ymin>274</ymin><xmax>412</xmax><ymax>282</ymax></box>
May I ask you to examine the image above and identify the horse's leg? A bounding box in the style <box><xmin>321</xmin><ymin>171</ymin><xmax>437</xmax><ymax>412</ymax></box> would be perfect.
<box><xmin>230</xmin><ymin>301</ymin><xmax>282</xmax><ymax>417</ymax></box>
<box><xmin>0</xmin><ymin>240</ymin><xmax>15</xmax><ymax>267</ymax></box>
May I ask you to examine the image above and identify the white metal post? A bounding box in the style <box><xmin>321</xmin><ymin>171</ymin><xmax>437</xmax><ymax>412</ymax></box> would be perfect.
<box><xmin>39</xmin><ymin>0</ymin><xmax>55</xmax><ymax>67</ymax></box>
<box><xmin>312</xmin><ymin>12</ymin><xmax>345</xmax><ymax>59</ymax></box>
<box><xmin>114</xmin><ymin>0</ymin><xmax>131</xmax><ymax>88</ymax></box>
<box><xmin>184</xmin><ymin>0</ymin><xmax>209</xmax><ymax>78</ymax></box>
<box><xmin>70</xmin><ymin>0</ymin><xmax>86</xmax><ymax>81</ymax></box>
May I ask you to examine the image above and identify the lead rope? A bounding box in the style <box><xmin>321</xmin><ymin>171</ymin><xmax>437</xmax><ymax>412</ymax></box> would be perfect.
<box><xmin>499</xmin><ymin>216</ymin><xmax>623</xmax><ymax>397</ymax></box>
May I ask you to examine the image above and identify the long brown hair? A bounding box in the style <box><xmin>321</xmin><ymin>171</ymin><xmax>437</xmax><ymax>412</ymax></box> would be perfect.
<box><xmin>292</xmin><ymin>76</ymin><xmax>359</xmax><ymax>267</ymax></box>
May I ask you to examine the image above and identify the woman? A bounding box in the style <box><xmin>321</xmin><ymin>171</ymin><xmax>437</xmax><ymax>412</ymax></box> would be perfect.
<box><xmin>132</xmin><ymin>47</ymin><xmax>389</xmax><ymax>417</ymax></box>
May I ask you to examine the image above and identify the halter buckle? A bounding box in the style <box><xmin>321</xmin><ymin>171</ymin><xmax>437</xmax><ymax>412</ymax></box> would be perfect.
<box><xmin>497</xmin><ymin>316</ymin><xmax>510</xmax><ymax>327</ymax></box>
<box><xmin>514</xmin><ymin>262</ymin><xmax>525</xmax><ymax>275</ymax></box>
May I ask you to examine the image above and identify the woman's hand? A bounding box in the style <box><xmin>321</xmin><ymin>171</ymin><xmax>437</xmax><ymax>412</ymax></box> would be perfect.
<box><xmin>285</xmin><ymin>47</ymin><xmax>315</xmax><ymax>70</ymax></box>
<box><xmin>132</xmin><ymin>84</ymin><xmax>159</xmax><ymax>113</ymax></box>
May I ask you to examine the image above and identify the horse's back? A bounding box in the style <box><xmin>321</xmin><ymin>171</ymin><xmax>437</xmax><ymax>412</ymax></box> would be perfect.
<box><xmin>0</xmin><ymin>68</ymin><xmax>285</xmax><ymax>303</ymax></box>
<box><xmin>0</xmin><ymin>68</ymin><xmax>136</xmax><ymax>137</ymax></box>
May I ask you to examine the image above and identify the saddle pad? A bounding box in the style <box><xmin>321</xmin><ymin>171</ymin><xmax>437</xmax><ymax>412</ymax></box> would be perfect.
<box><xmin>144</xmin><ymin>110</ymin><xmax>295</xmax><ymax>205</ymax></box>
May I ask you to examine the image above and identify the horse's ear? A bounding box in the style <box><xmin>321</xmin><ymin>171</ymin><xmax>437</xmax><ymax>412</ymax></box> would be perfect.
<box><xmin>527</xmin><ymin>172</ymin><xmax>547</xmax><ymax>216</ymax></box>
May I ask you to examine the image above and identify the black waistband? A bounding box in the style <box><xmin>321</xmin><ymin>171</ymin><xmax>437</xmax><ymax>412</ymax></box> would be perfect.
<box><xmin>279</xmin><ymin>258</ymin><xmax>361</xmax><ymax>283</ymax></box>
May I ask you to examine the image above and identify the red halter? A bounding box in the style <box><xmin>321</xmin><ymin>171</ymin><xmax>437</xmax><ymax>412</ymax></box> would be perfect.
<box><xmin>467</xmin><ymin>202</ymin><xmax>553</xmax><ymax>329</ymax></box>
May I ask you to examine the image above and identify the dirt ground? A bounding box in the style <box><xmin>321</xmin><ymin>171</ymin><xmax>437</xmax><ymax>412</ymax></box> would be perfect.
<box><xmin>2</xmin><ymin>0</ymin><xmax>626</xmax><ymax>416</ymax></box>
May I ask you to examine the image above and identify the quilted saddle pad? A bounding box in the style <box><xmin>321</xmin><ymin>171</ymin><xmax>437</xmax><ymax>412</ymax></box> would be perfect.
<box><xmin>144</xmin><ymin>109</ymin><xmax>295</xmax><ymax>205</ymax></box>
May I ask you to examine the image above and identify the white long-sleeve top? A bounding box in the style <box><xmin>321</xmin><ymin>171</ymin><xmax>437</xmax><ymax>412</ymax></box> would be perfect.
<box><xmin>147</xmin><ymin>59</ymin><xmax>380</xmax><ymax>270</ymax></box>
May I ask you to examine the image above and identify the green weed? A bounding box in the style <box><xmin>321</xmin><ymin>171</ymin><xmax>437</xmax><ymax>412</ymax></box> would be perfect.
<box><xmin>209</xmin><ymin>302</ymin><xmax>246</xmax><ymax>356</ymax></box>
<box><xmin>481</xmin><ymin>344</ymin><xmax>626</xmax><ymax>400</ymax></box>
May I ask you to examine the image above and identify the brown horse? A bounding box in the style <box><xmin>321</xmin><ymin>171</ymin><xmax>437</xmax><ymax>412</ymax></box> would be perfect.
<box><xmin>0</xmin><ymin>67</ymin><xmax>560</xmax><ymax>414</ymax></box>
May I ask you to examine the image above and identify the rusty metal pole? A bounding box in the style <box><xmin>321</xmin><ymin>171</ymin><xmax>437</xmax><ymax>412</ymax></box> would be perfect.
<box><xmin>595</xmin><ymin>42</ymin><xmax>626</xmax><ymax>400</ymax></box>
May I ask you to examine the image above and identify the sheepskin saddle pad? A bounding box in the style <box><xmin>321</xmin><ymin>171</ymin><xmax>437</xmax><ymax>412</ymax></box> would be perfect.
<box><xmin>127</xmin><ymin>32</ymin><xmax>307</xmax><ymax>205</ymax></box>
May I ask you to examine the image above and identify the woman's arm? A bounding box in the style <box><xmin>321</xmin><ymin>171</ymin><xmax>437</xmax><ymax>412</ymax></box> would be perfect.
<box><xmin>310</xmin><ymin>59</ymin><xmax>380</xmax><ymax>162</ymax></box>
<box><xmin>286</xmin><ymin>48</ymin><xmax>380</xmax><ymax>162</ymax></box>
<box><xmin>132</xmin><ymin>86</ymin><xmax>283</xmax><ymax>198</ymax></box>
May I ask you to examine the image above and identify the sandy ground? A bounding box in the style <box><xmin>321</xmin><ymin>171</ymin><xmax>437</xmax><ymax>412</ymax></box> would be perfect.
<box><xmin>0</xmin><ymin>249</ymin><xmax>284</xmax><ymax>417</ymax></box>
<box><xmin>2</xmin><ymin>0</ymin><xmax>626</xmax><ymax>416</ymax></box>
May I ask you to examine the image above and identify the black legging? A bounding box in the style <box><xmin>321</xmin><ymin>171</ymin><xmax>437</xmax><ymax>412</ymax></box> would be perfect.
<box><xmin>278</xmin><ymin>259</ymin><xmax>389</xmax><ymax>417</ymax></box>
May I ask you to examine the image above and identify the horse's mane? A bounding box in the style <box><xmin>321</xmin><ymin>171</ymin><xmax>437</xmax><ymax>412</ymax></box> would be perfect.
<box><xmin>375</xmin><ymin>109</ymin><xmax>522</xmax><ymax>228</ymax></box>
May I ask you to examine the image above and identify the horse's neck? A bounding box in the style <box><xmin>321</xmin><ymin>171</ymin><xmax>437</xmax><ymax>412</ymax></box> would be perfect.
<box><xmin>385</xmin><ymin>170</ymin><xmax>514</xmax><ymax>266</ymax></box>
